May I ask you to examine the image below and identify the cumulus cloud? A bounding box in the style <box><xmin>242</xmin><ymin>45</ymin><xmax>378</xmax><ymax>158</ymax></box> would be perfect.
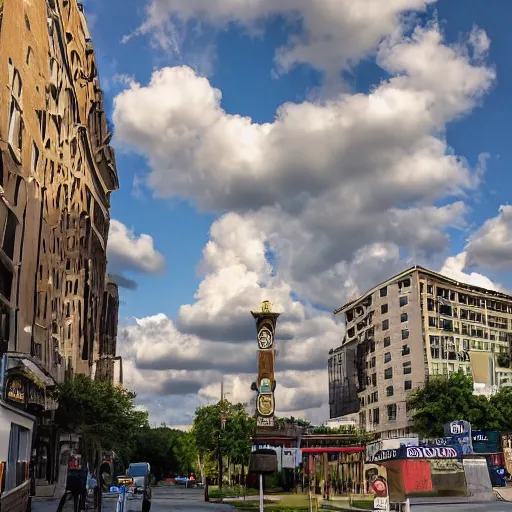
<box><xmin>439</xmin><ymin>252</ymin><xmax>501</xmax><ymax>291</ymax></box>
<box><xmin>131</xmin><ymin>0</ymin><xmax>434</xmax><ymax>78</ymax></box>
<box><xmin>107</xmin><ymin>220</ymin><xmax>166</xmax><ymax>287</ymax></box>
<box><xmin>466</xmin><ymin>205</ymin><xmax>512</xmax><ymax>270</ymax></box>
<box><xmin>112</xmin><ymin>19</ymin><xmax>500</xmax><ymax>424</ymax></box>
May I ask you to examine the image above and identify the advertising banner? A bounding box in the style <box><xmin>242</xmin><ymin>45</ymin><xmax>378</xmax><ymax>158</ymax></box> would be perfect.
<box><xmin>472</xmin><ymin>431</ymin><xmax>501</xmax><ymax>454</ymax></box>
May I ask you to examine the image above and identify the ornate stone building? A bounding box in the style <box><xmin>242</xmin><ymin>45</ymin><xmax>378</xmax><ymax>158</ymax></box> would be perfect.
<box><xmin>0</xmin><ymin>1</ymin><xmax>121</xmax><ymax>502</ymax></box>
<box><xmin>0</xmin><ymin>0</ymin><xmax>120</xmax><ymax>382</ymax></box>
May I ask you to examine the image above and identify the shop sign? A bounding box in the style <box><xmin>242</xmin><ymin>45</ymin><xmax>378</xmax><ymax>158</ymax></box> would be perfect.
<box><xmin>444</xmin><ymin>420</ymin><xmax>471</xmax><ymax>436</ymax></box>
<box><xmin>6</xmin><ymin>378</ymin><xmax>25</xmax><ymax>404</ymax></box>
<box><xmin>371</xmin><ymin>450</ymin><xmax>397</xmax><ymax>463</ymax></box>
<box><xmin>373</xmin><ymin>496</ymin><xmax>389</xmax><ymax>511</ymax></box>
<box><xmin>372</xmin><ymin>445</ymin><xmax>460</xmax><ymax>462</ymax></box>
<box><xmin>257</xmin><ymin>416</ymin><xmax>274</xmax><ymax>427</ymax></box>
<box><xmin>421</xmin><ymin>433</ymin><xmax>471</xmax><ymax>455</ymax></box>
<box><xmin>472</xmin><ymin>430</ymin><xmax>501</xmax><ymax>454</ymax></box>
<box><xmin>406</xmin><ymin>446</ymin><xmax>458</xmax><ymax>459</ymax></box>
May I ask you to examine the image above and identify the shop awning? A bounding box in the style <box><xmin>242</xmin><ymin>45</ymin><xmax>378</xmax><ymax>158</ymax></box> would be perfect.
<box><xmin>6</xmin><ymin>355</ymin><xmax>56</xmax><ymax>387</ymax></box>
<box><xmin>301</xmin><ymin>447</ymin><xmax>365</xmax><ymax>454</ymax></box>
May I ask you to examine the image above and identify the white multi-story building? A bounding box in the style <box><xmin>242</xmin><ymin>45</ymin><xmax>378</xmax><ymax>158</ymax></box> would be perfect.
<box><xmin>328</xmin><ymin>266</ymin><xmax>512</xmax><ymax>438</ymax></box>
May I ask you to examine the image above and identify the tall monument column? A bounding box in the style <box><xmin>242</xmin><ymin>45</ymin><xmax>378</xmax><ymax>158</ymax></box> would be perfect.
<box><xmin>251</xmin><ymin>301</ymin><xmax>280</xmax><ymax>429</ymax></box>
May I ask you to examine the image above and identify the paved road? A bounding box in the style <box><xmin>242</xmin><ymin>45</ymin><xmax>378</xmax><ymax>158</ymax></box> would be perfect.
<box><xmin>34</xmin><ymin>487</ymin><xmax>512</xmax><ymax>512</ymax></box>
<box><xmin>148</xmin><ymin>485</ymin><xmax>232</xmax><ymax>512</ymax></box>
<box><xmin>412</xmin><ymin>503</ymin><xmax>512</xmax><ymax>511</ymax></box>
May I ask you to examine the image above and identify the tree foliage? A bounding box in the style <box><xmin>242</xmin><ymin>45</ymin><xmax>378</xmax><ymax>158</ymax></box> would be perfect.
<box><xmin>55</xmin><ymin>374</ymin><xmax>148</xmax><ymax>465</ymax></box>
<box><xmin>131</xmin><ymin>425</ymin><xmax>194</xmax><ymax>481</ymax></box>
<box><xmin>192</xmin><ymin>400</ymin><xmax>254</xmax><ymax>479</ymax></box>
<box><xmin>173</xmin><ymin>431</ymin><xmax>197</xmax><ymax>476</ymax></box>
<box><xmin>407</xmin><ymin>371</ymin><xmax>503</xmax><ymax>438</ymax></box>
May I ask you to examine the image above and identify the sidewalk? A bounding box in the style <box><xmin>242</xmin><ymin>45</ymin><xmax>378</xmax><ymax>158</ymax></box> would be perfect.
<box><xmin>32</xmin><ymin>496</ymin><xmax>72</xmax><ymax>512</ymax></box>
<box><xmin>32</xmin><ymin>495</ymin><xmax>118</xmax><ymax>512</ymax></box>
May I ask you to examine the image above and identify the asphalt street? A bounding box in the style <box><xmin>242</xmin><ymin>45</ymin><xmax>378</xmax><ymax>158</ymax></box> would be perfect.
<box><xmin>33</xmin><ymin>486</ymin><xmax>512</xmax><ymax>512</ymax></box>
<box><xmin>411</xmin><ymin>502</ymin><xmax>512</xmax><ymax>511</ymax></box>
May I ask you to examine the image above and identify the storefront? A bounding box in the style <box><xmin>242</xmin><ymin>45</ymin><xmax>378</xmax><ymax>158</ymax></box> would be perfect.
<box><xmin>0</xmin><ymin>353</ymin><xmax>57</xmax><ymax>510</ymax></box>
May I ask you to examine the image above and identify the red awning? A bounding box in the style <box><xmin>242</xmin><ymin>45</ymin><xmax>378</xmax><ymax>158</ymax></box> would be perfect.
<box><xmin>252</xmin><ymin>437</ymin><xmax>297</xmax><ymax>441</ymax></box>
<box><xmin>301</xmin><ymin>447</ymin><xmax>365</xmax><ymax>454</ymax></box>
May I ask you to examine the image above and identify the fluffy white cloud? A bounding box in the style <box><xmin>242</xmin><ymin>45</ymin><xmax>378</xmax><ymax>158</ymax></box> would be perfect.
<box><xmin>439</xmin><ymin>252</ymin><xmax>501</xmax><ymax>291</ymax></box>
<box><xmin>465</xmin><ymin>205</ymin><xmax>512</xmax><ymax>270</ymax></box>
<box><xmin>113</xmin><ymin>20</ymin><xmax>500</xmax><ymax>424</ymax></box>
<box><xmin>132</xmin><ymin>0</ymin><xmax>434</xmax><ymax>78</ymax></box>
<box><xmin>107</xmin><ymin>219</ymin><xmax>166</xmax><ymax>276</ymax></box>
<box><xmin>115</xmin><ymin>23</ymin><xmax>493</xmax><ymax>214</ymax></box>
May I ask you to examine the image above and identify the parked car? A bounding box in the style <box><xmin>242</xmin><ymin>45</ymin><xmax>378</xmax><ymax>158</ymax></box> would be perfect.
<box><xmin>174</xmin><ymin>476</ymin><xmax>190</xmax><ymax>486</ymax></box>
<box><xmin>125</xmin><ymin>462</ymin><xmax>152</xmax><ymax>511</ymax></box>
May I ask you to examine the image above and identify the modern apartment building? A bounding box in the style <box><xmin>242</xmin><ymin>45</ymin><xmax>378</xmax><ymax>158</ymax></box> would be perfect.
<box><xmin>328</xmin><ymin>266</ymin><xmax>512</xmax><ymax>438</ymax></box>
<box><xmin>0</xmin><ymin>0</ymin><xmax>121</xmax><ymax>503</ymax></box>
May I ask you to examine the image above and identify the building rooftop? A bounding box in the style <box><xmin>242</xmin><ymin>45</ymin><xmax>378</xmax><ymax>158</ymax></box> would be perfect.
<box><xmin>333</xmin><ymin>265</ymin><xmax>512</xmax><ymax>316</ymax></box>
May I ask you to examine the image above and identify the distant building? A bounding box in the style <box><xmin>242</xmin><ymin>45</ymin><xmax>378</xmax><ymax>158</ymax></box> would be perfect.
<box><xmin>329</xmin><ymin>266</ymin><xmax>512</xmax><ymax>438</ymax></box>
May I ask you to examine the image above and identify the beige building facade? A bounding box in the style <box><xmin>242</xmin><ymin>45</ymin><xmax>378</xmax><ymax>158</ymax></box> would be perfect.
<box><xmin>329</xmin><ymin>266</ymin><xmax>512</xmax><ymax>438</ymax></box>
<box><xmin>0</xmin><ymin>0</ymin><xmax>120</xmax><ymax>382</ymax></box>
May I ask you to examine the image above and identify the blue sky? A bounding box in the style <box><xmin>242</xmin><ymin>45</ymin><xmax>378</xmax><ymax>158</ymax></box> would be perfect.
<box><xmin>82</xmin><ymin>0</ymin><xmax>512</xmax><ymax>424</ymax></box>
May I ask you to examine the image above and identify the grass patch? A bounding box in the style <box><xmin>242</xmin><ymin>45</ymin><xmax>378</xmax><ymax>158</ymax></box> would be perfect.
<box><xmin>350</xmin><ymin>500</ymin><xmax>373</xmax><ymax>510</ymax></box>
<box><xmin>208</xmin><ymin>485</ymin><xmax>259</xmax><ymax>499</ymax></box>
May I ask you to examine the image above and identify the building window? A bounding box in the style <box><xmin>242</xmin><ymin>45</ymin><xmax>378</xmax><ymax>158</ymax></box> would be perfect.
<box><xmin>381</xmin><ymin>304</ymin><xmax>388</xmax><ymax>314</ymax></box>
<box><xmin>402</xmin><ymin>344</ymin><xmax>410</xmax><ymax>356</ymax></box>
<box><xmin>6</xmin><ymin>424</ymin><xmax>31</xmax><ymax>492</ymax></box>
<box><xmin>372</xmin><ymin>373</ymin><xmax>377</xmax><ymax>386</ymax></box>
<box><xmin>8</xmin><ymin>68</ymin><xmax>23</xmax><ymax>159</ymax></box>
<box><xmin>403</xmin><ymin>361</ymin><xmax>412</xmax><ymax>375</ymax></box>
<box><xmin>400</xmin><ymin>296</ymin><xmax>408</xmax><ymax>307</ymax></box>
<box><xmin>384</xmin><ymin>352</ymin><xmax>391</xmax><ymax>363</ymax></box>
<box><xmin>428</xmin><ymin>316</ymin><xmax>437</xmax><ymax>327</ymax></box>
<box><xmin>382</xmin><ymin>319</ymin><xmax>389</xmax><ymax>330</ymax></box>
<box><xmin>439</xmin><ymin>318</ymin><xmax>453</xmax><ymax>331</ymax></box>
<box><xmin>387</xmin><ymin>404</ymin><xmax>397</xmax><ymax>421</ymax></box>
<box><xmin>405</xmin><ymin>380</ymin><xmax>412</xmax><ymax>391</ymax></box>
<box><xmin>386</xmin><ymin>386</ymin><xmax>394</xmax><ymax>397</ymax></box>
<box><xmin>401</xmin><ymin>312</ymin><xmax>408</xmax><ymax>322</ymax></box>
<box><xmin>402</xmin><ymin>329</ymin><xmax>409</xmax><ymax>339</ymax></box>
<box><xmin>370</xmin><ymin>356</ymin><xmax>376</xmax><ymax>368</ymax></box>
<box><xmin>398</xmin><ymin>278</ymin><xmax>411</xmax><ymax>290</ymax></box>
<box><xmin>373</xmin><ymin>408</ymin><xmax>380</xmax><ymax>424</ymax></box>
<box><xmin>384</xmin><ymin>336</ymin><xmax>391</xmax><ymax>347</ymax></box>
<box><xmin>385</xmin><ymin>368</ymin><xmax>393</xmax><ymax>379</ymax></box>
<box><xmin>380</xmin><ymin>287</ymin><xmax>387</xmax><ymax>297</ymax></box>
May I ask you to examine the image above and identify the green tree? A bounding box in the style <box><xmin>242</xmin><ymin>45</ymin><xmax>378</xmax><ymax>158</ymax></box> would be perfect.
<box><xmin>192</xmin><ymin>399</ymin><xmax>254</xmax><ymax>486</ymax></box>
<box><xmin>193</xmin><ymin>400</ymin><xmax>226</xmax><ymax>485</ymax></box>
<box><xmin>221</xmin><ymin>404</ymin><xmax>255</xmax><ymax>483</ymax></box>
<box><xmin>174</xmin><ymin>431</ymin><xmax>197</xmax><ymax>476</ymax></box>
<box><xmin>131</xmin><ymin>426</ymin><xmax>184</xmax><ymax>481</ymax></box>
<box><xmin>55</xmin><ymin>375</ymin><xmax>148</xmax><ymax>505</ymax></box>
<box><xmin>490</xmin><ymin>387</ymin><xmax>512</xmax><ymax>434</ymax></box>
<box><xmin>407</xmin><ymin>371</ymin><xmax>501</xmax><ymax>438</ymax></box>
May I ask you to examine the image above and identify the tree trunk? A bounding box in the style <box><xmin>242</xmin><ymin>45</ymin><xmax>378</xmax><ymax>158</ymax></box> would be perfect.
<box><xmin>228</xmin><ymin>457</ymin><xmax>231</xmax><ymax>486</ymax></box>
<box><xmin>241</xmin><ymin>460</ymin><xmax>245</xmax><ymax>486</ymax></box>
<box><xmin>218</xmin><ymin>437</ymin><xmax>223</xmax><ymax>489</ymax></box>
<box><xmin>198</xmin><ymin>453</ymin><xmax>205</xmax><ymax>485</ymax></box>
